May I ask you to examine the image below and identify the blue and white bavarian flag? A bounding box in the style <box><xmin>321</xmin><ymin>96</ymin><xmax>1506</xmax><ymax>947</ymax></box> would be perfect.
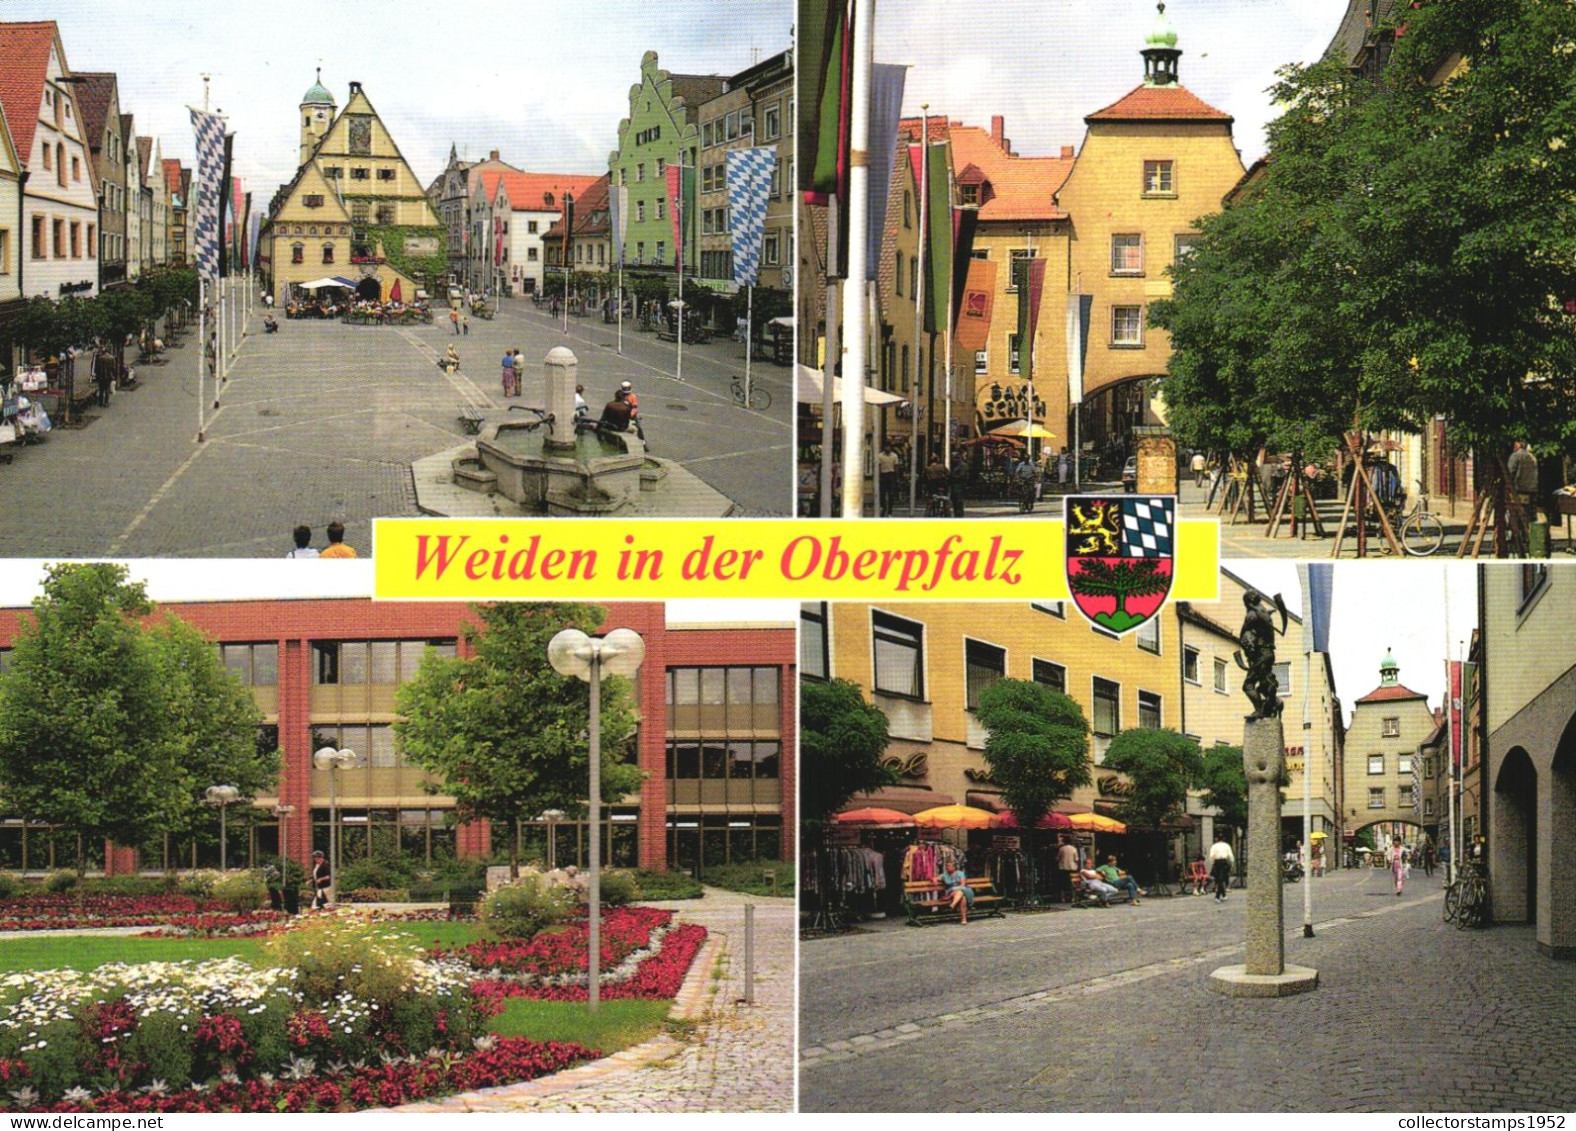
<box><xmin>725</xmin><ymin>146</ymin><xmax>776</xmax><ymax>288</ymax></box>
<box><xmin>190</xmin><ymin>107</ymin><xmax>226</xmax><ymax>280</ymax></box>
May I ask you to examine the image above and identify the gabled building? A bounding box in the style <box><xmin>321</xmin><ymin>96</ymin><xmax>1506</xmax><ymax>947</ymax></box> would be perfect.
<box><xmin>608</xmin><ymin>51</ymin><xmax>723</xmax><ymax>277</ymax></box>
<box><xmin>1342</xmin><ymin>650</ymin><xmax>1437</xmax><ymax>848</ymax></box>
<box><xmin>431</xmin><ymin>146</ymin><xmax>517</xmax><ymax>289</ymax></box>
<box><xmin>72</xmin><ymin>72</ymin><xmax>126</xmax><ymax>288</ymax></box>
<box><xmin>121</xmin><ymin>114</ymin><xmax>141</xmax><ymax>281</ymax></box>
<box><xmin>488</xmin><ymin>169</ymin><xmax>600</xmax><ymax>299</ymax></box>
<box><xmin>262</xmin><ymin>75</ymin><xmax>444</xmax><ymax>301</ymax></box>
<box><xmin>162</xmin><ymin>158</ymin><xmax>187</xmax><ymax>266</ymax></box>
<box><xmin>0</xmin><ymin>20</ymin><xmax>101</xmax><ymax>299</ymax></box>
<box><xmin>0</xmin><ymin>102</ymin><xmax>24</xmax><ymax>366</ymax></box>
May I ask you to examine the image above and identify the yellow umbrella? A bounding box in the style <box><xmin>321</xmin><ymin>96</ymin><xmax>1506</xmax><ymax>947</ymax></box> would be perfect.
<box><xmin>990</xmin><ymin>419</ymin><xmax>1057</xmax><ymax>441</ymax></box>
<box><xmin>1309</xmin><ymin>831</ymin><xmax>1328</xmax><ymax>840</ymax></box>
<box><xmin>1067</xmin><ymin>812</ymin><xmax>1127</xmax><ymax>834</ymax></box>
<box><xmin>912</xmin><ymin>804</ymin><xmax>997</xmax><ymax>830</ymax></box>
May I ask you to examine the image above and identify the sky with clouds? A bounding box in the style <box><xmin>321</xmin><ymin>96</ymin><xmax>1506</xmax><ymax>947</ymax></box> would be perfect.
<box><xmin>13</xmin><ymin>0</ymin><xmax>786</xmax><ymax>199</ymax></box>
<box><xmin>878</xmin><ymin>0</ymin><xmax>1351</xmax><ymax>166</ymax></box>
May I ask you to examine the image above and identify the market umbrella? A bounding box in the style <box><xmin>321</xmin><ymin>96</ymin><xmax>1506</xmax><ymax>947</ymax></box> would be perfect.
<box><xmin>835</xmin><ymin>808</ymin><xmax>917</xmax><ymax>828</ymax></box>
<box><xmin>796</xmin><ymin>364</ymin><xmax>907</xmax><ymax>407</ymax></box>
<box><xmin>912</xmin><ymin>804</ymin><xmax>997</xmax><ymax>830</ymax></box>
<box><xmin>991</xmin><ymin>810</ymin><xmax>1073</xmax><ymax>831</ymax></box>
<box><xmin>963</xmin><ymin>433</ymin><xmax>1024</xmax><ymax>448</ymax></box>
<box><xmin>1309</xmin><ymin>830</ymin><xmax>1328</xmax><ymax>840</ymax></box>
<box><xmin>990</xmin><ymin>419</ymin><xmax>1057</xmax><ymax>441</ymax></box>
<box><xmin>1067</xmin><ymin>812</ymin><xmax>1127</xmax><ymax>834</ymax></box>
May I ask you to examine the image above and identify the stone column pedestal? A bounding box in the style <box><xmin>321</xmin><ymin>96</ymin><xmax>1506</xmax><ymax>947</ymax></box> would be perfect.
<box><xmin>543</xmin><ymin>346</ymin><xmax>578</xmax><ymax>453</ymax></box>
<box><xmin>1210</xmin><ymin>714</ymin><xmax>1319</xmax><ymax>997</ymax></box>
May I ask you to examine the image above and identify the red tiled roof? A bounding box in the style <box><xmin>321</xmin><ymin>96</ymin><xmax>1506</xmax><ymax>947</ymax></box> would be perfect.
<box><xmin>1086</xmin><ymin>83</ymin><xmax>1232</xmax><ymax>124</ymax></box>
<box><xmin>948</xmin><ymin>125</ymin><xmax>1072</xmax><ymax>223</ymax></box>
<box><xmin>72</xmin><ymin>71</ymin><xmax>116</xmax><ymax>155</ymax></box>
<box><xmin>0</xmin><ymin>21</ymin><xmax>63</xmax><ymax>166</ymax></box>
<box><xmin>162</xmin><ymin>158</ymin><xmax>183</xmax><ymax>196</ymax></box>
<box><xmin>1355</xmin><ymin>683</ymin><xmax>1428</xmax><ymax>705</ymax></box>
<box><xmin>491</xmin><ymin>169</ymin><xmax>601</xmax><ymax>213</ymax></box>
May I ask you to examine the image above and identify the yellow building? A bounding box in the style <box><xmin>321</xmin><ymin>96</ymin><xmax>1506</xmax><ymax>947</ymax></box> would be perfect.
<box><xmin>802</xmin><ymin>599</ymin><xmax>1178</xmax><ymax>822</ymax></box>
<box><xmin>1342</xmin><ymin>650</ymin><xmax>1437</xmax><ymax>850</ymax></box>
<box><xmin>262</xmin><ymin>75</ymin><xmax>444</xmax><ymax>301</ymax></box>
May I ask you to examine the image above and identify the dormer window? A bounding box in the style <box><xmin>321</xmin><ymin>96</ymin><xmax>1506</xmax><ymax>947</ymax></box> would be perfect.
<box><xmin>544</xmin><ymin>193</ymin><xmax>554</xmax><ymax>207</ymax></box>
<box><xmin>959</xmin><ymin>183</ymin><xmax>979</xmax><ymax>206</ymax></box>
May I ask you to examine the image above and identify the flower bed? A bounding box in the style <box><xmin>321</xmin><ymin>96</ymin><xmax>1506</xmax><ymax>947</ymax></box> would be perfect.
<box><xmin>436</xmin><ymin>907</ymin><xmax>673</xmax><ymax>980</ymax></box>
<box><xmin>0</xmin><ymin>893</ymin><xmax>252</xmax><ymax>931</ymax></box>
<box><xmin>471</xmin><ymin>923</ymin><xmax>707</xmax><ymax>1007</ymax></box>
<box><xmin>137</xmin><ymin>907</ymin><xmax>450</xmax><ymax>940</ymax></box>
<box><xmin>5</xmin><ymin>1035</ymin><xmax>598</xmax><ymax>1112</ymax></box>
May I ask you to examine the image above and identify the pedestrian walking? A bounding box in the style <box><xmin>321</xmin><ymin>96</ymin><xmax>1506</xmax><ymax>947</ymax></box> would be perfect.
<box><xmin>1055</xmin><ymin>836</ymin><xmax>1080</xmax><ymax>903</ymax></box>
<box><xmin>877</xmin><ymin>443</ymin><xmax>899</xmax><ymax>517</ymax></box>
<box><xmin>1208</xmin><ymin>832</ymin><xmax>1235</xmax><ymax>901</ymax></box>
<box><xmin>449</xmin><ymin>308</ymin><xmax>460</xmax><ymax>335</ymax></box>
<box><xmin>310</xmin><ymin>850</ymin><xmax>332</xmax><ymax>910</ymax></box>
<box><xmin>501</xmin><ymin>349</ymin><xmax>517</xmax><ymax>397</ymax></box>
<box><xmin>94</xmin><ymin>350</ymin><xmax>114</xmax><ymax>408</ymax></box>
<box><xmin>285</xmin><ymin>525</ymin><xmax>319</xmax><ymax>559</ymax></box>
<box><xmin>1508</xmin><ymin>440</ymin><xmax>1539</xmax><ymax>525</ymax></box>
<box><xmin>1192</xmin><ymin>450</ymin><xmax>1207</xmax><ymax>488</ymax></box>
<box><xmin>462</xmin><ymin>315</ymin><xmax>470</xmax><ymax>335</ymax></box>
<box><xmin>949</xmin><ymin>454</ymin><xmax>969</xmax><ymax>518</ymax></box>
<box><xmin>319</xmin><ymin>520</ymin><xmax>358</xmax><ymax>559</ymax></box>
<box><xmin>1390</xmin><ymin>836</ymin><xmax>1406</xmax><ymax>896</ymax></box>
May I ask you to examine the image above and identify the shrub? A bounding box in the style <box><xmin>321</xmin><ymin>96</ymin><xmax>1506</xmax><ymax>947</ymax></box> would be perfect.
<box><xmin>43</xmin><ymin>869</ymin><xmax>78</xmax><ymax>894</ymax></box>
<box><xmin>81</xmin><ymin>874</ymin><xmax>176</xmax><ymax>897</ymax></box>
<box><xmin>598</xmin><ymin>869</ymin><xmax>642</xmax><ymax>907</ymax></box>
<box><xmin>697</xmin><ymin>861</ymin><xmax>792</xmax><ymax>898</ymax></box>
<box><xmin>0</xmin><ymin>873</ymin><xmax>19</xmax><ymax>900</ymax></box>
<box><xmin>210</xmin><ymin>870</ymin><xmax>269</xmax><ymax>912</ymax></box>
<box><xmin>344</xmin><ymin>887</ymin><xmax>406</xmax><ymax>903</ymax></box>
<box><xmin>479</xmin><ymin>872</ymin><xmax>576</xmax><ymax>939</ymax></box>
<box><xmin>337</xmin><ymin>852</ymin><xmax>416</xmax><ymax>894</ymax></box>
<box><xmin>178</xmin><ymin>869</ymin><xmax>224</xmax><ymax>898</ymax></box>
<box><xmin>264</xmin><ymin>917</ymin><xmax>423</xmax><ymax>1009</ymax></box>
<box><xmin>632</xmin><ymin>868</ymin><xmax>704</xmax><ymax>900</ymax></box>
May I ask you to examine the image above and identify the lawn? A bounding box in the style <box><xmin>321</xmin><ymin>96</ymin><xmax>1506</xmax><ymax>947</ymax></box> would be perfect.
<box><xmin>490</xmin><ymin>998</ymin><xmax>671</xmax><ymax>1054</ymax></box>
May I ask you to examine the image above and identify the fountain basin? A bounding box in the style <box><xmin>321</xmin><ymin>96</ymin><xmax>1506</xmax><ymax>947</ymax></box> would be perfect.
<box><xmin>474</xmin><ymin>416</ymin><xmax>645</xmax><ymax>515</ymax></box>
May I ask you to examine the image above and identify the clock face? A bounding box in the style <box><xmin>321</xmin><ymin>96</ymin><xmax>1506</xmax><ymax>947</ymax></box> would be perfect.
<box><xmin>316</xmin><ymin>111</ymin><xmax>326</xmax><ymax>121</ymax></box>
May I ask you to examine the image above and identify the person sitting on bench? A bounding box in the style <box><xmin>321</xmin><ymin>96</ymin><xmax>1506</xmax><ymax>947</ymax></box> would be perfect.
<box><xmin>598</xmin><ymin>392</ymin><xmax>634</xmax><ymax>434</ymax></box>
<box><xmin>1079</xmin><ymin>858</ymin><xmax>1119</xmax><ymax>906</ymax></box>
<box><xmin>1097</xmin><ymin>854</ymin><xmax>1144</xmax><ymax>904</ymax></box>
<box><xmin>940</xmin><ymin>864</ymin><xmax>974</xmax><ymax>925</ymax></box>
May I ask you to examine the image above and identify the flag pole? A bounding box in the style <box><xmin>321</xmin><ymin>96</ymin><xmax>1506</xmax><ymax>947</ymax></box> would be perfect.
<box><xmin>1445</xmin><ymin>568</ymin><xmax>1455</xmax><ymax>886</ymax></box>
<box><xmin>839</xmin><ymin>0</ymin><xmax>874</xmax><ymax>518</ymax></box>
<box><xmin>617</xmin><ymin>262</ymin><xmax>624</xmax><ymax>355</ymax></box>
<box><xmin>1296</xmin><ymin>563</ymin><xmax>1316</xmax><ymax>936</ymax></box>
<box><xmin>908</xmin><ymin>107</ymin><xmax>927</xmax><ymax>516</ymax></box>
<box><xmin>676</xmin><ymin>155</ymin><xmax>686</xmax><ymax>385</ymax></box>
<box><xmin>745</xmin><ymin>283</ymin><xmax>754</xmax><ymax>408</ymax></box>
<box><xmin>197</xmin><ymin>272</ymin><xmax>206</xmax><ymax>443</ymax></box>
<box><xmin>943</xmin><ymin>151</ymin><xmax>955</xmax><ymax>471</ymax></box>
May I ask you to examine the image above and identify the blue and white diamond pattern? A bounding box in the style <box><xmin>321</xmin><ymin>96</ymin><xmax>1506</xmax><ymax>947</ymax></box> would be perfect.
<box><xmin>1121</xmin><ymin>497</ymin><xmax>1175</xmax><ymax>558</ymax></box>
<box><xmin>726</xmin><ymin>146</ymin><xmax>776</xmax><ymax>287</ymax></box>
<box><xmin>190</xmin><ymin>108</ymin><xmax>226</xmax><ymax>281</ymax></box>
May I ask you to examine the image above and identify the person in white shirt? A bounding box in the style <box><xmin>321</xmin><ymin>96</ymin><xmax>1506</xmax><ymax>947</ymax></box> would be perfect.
<box><xmin>1208</xmin><ymin>833</ymin><xmax>1236</xmax><ymax>901</ymax></box>
<box><xmin>285</xmin><ymin>524</ymin><xmax>319</xmax><ymax>558</ymax></box>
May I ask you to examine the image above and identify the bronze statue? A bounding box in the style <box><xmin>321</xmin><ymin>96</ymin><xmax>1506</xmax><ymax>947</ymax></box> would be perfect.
<box><xmin>1235</xmin><ymin>590</ymin><xmax>1289</xmax><ymax>718</ymax></box>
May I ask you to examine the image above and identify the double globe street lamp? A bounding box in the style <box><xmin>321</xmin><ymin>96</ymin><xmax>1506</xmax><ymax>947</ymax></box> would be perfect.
<box><xmin>204</xmin><ymin>784</ymin><xmax>241</xmax><ymax>872</ymax></box>
<box><xmin>547</xmin><ymin>627</ymin><xmax>645</xmax><ymax>1012</ymax></box>
<box><xmin>313</xmin><ymin>746</ymin><xmax>360</xmax><ymax>887</ymax></box>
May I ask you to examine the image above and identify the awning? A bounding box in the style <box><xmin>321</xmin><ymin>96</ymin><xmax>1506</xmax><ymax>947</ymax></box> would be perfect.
<box><xmin>297</xmin><ymin>277</ymin><xmax>352</xmax><ymax>290</ymax></box>
<box><xmin>796</xmin><ymin>364</ymin><xmax>906</xmax><ymax>407</ymax></box>
<box><xmin>333</xmin><ymin>276</ymin><xmax>359</xmax><ymax>288</ymax></box>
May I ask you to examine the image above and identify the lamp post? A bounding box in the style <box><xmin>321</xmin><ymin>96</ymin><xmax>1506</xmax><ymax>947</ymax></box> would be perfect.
<box><xmin>539</xmin><ymin>809</ymin><xmax>566</xmax><ymax>871</ymax></box>
<box><xmin>273</xmin><ymin>803</ymin><xmax>296</xmax><ymax>909</ymax></box>
<box><xmin>205</xmin><ymin>785</ymin><xmax>240</xmax><ymax>872</ymax></box>
<box><xmin>547</xmin><ymin>627</ymin><xmax>645</xmax><ymax>1013</ymax></box>
<box><xmin>313</xmin><ymin>746</ymin><xmax>358</xmax><ymax>885</ymax></box>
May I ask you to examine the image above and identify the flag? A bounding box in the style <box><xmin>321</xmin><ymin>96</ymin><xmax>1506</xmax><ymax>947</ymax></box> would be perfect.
<box><xmin>242</xmin><ymin>191</ymin><xmax>254</xmax><ymax>270</ymax></box>
<box><xmin>218</xmin><ymin>132</ymin><xmax>234</xmax><ymax>277</ymax></box>
<box><xmin>610</xmin><ymin>185</ymin><xmax>627</xmax><ymax>270</ymax></box>
<box><xmin>949</xmin><ymin>206</ymin><xmax>977</xmax><ymax>332</ymax></box>
<box><xmin>1015</xmin><ymin>257</ymin><xmax>1047</xmax><ymax>383</ymax></box>
<box><xmin>864</xmin><ymin>63</ymin><xmax>906</xmax><ymax>279</ymax></box>
<box><xmin>922</xmin><ymin>140</ymin><xmax>952</xmax><ymax>333</ymax></box>
<box><xmin>1306</xmin><ymin>562</ymin><xmax>1333</xmax><ymax>653</ymax></box>
<box><xmin>1066</xmin><ymin>294</ymin><xmax>1093</xmax><ymax>405</ymax></box>
<box><xmin>666</xmin><ymin>164</ymin><xmax>694</xmax><ymax>272</ymax></box>
<box><xmin>955</xmin><ymin>259</ymin><xmax>995</xmax><ymax>353</ymax></box>
<box><xmin>803</xmin><ymin>0</ymin><xmax>851</xmax><ymax>203</ymax></box>
<box><xmin>190</xmin><ymin>108</ymin><xmax>224</xmax><ymax>279</ymax></box>
<box><xmin>563</xmin><ymin>192</ymin><xmax>575</xmax><ymax>271</ymax></box>
<box><xmin>726</xmin><ymin>147</ymin><xmax>776</xmax><ymax>287</ymax></box>
<box><xmin>1447</xmin><ymin>660</ymin><xmax>1464</xmax><ymax>769</ymax></box>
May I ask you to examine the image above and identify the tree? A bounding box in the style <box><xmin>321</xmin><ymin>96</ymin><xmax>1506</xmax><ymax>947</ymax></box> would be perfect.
<box><xmin>0</xmin><ymin>566</ymin><xmax>189</xmax><ymax>872</ymax></box>
<box><xmin>1103</xmin><ymin>728</ymin><xmax>1203</xmax><ymax>831</ymax></box>
<box><xmin>1067</xmin><ymin>559</ymin><xmax>1171</xmax><ymax>633</ymax></box>
<box><xmin>1198</xmin><ymin>744</ymin><xmax>1247</xmax><ymax>833</ymax></box>
<box><xmin>394</xmin><ymin>603</ymin><xmax>642</xmax><ymax>878</ymax></box>
<box><xmin>1154</xmin><ymin>0</ymin><xmax>1576</xmax><ymax>476</ymax></box>
<box><xmin>975</xmin><ymin>679</ymin><xmax>1092</xmax><ymax>828</ymax></box>
<box><xmin>799</xmin><ymin>678</ymin><xmax>894</xmax><ymax>829</ymax></box>
<box><xmin>146</xmin><ymin>615</ymin><xmax>275</xmax><ymax>861</ymax></box>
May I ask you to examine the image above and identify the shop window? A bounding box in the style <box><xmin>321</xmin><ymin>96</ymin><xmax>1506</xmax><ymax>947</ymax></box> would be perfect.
<box><xmin>872</xmin><ymin>610</ymin><xmax>924</xmax><ymax>699</ymax></box>
<box><xmin>964</xmin><ymin>638</ymin><xmax>1005</xmax><ymax>710</ymax></box>
<box><xmin>1138</xmin><ymin>689</ymin><xmax>1162</xmax><ymax>729</ymax></box>
<box><xmin>1183</xmin><ymin>646</ymin><xmax>1200</xmax><ymax>684</ymax></box>
<box><xmin>1032</xmin><ymin>658</ymin><xmax>1066</xmax><ymax>695</ymax></box>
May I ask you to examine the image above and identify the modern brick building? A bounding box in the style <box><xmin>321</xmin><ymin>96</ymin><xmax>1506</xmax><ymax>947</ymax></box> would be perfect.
<box><xmin>0</xmin><ymin>599</ymin><xmax>794</xmax><ymax>877</ymax></box>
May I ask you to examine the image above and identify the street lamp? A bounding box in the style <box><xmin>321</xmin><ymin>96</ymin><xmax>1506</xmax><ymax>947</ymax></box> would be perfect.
<box><xmin>547</xmin><ymin>627</ymin><xmax>645</xmax><ymax>1013</ymax></box>
<box><xmin>313</xmin><ymin>746</ymin><xmax>359</xmax><ymax>886</ymax></box>
<box><xmin>204</xmin><ymin>785</ymin><xmax>240</xmax><ymax>872</ymax></box>
<box><xmin>539</xmin><ymin>809</ymin><xmax>566</xmax><ymax>871</ymax></box>
<box><xmin>273</xmin><ymin>803</ymin><xmax>296</xmax><ymax>910</ymax></box>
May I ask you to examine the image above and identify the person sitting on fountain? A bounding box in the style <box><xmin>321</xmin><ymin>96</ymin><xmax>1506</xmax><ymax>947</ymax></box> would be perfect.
<box><xmin>598</xmin><ymin>390</ymin><xmax>634</xmax><ymax>434</ymax></box>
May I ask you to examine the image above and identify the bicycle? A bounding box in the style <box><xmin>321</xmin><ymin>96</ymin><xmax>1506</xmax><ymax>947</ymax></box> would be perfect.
<box><xmin>1016</xmin><ymin>476</ymin><xmax>1037</xmax><ymax>513</ymax></box>
<box><xmin>730</xmin><ymin>376</ymin><xmax>771</xmax><ymax>410</ymax></box>
<box><xmin>925</xmin><ymin>490</ymin><xmax>951</xmax><ymax>517</ymax></box>
<box><xmin>1444</xmin><ymin>860</ymin><xmax>1488</xmax><ymax>929</ymax></box>
<box><xmin>1372</xmin><ymin>480</ymin><xmax>1446</xmax><ymax>556</ymax></box>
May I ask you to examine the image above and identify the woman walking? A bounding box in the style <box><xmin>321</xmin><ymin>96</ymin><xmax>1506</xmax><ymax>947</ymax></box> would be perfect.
<box><xmin>1390</xmin><ymin>835</ymin><xmax>1406</xmax><ymax>896</ymax></box>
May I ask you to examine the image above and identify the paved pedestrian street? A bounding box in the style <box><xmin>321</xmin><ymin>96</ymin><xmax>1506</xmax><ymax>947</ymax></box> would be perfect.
<box><xmin>800</xmin><ymin>868</ymin><xmax>1576</xmax><ymax>1112</ymax></box>
<box><xmin>0</xmin><ymin>299</ymin><xmax>793</xmax><ymax>557</ymax></box>
<box><xmin>394</xmin><ymin>890</ymin><xmax>795</xmax><ymax>1114</ymax></box>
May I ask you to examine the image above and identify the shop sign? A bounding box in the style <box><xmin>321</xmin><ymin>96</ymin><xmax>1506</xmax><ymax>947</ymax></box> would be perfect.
<box><xmin>59</xmin><ymin>280</ymin><xmax>93</xmax><ymax>295</ymax></box>
<box><xmin>963</xmin><ymin>767</ymin><xmax>998</xmax><ymax>785</ymax></box>
<box><xmin>1097</xmin><ymin>774</ymin><xmax>1135</xmax><ymax>798</ymax></box>
<box><xmin>880</xmin><ymin>750</ymin><xmax>928</xmax><ymax>781</ymax></box>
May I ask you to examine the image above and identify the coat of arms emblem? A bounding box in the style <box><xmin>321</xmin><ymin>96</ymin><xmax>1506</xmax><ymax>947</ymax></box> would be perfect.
<box><xmin>1063</xmin><ymin>496</ymin><xmax>1175</xmax><ymax>634</ymax></box>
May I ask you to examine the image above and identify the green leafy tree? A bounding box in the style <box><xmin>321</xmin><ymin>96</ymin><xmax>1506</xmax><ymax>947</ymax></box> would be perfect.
<box><xmin>1102</xmin><ymin>728</ymin><xmax>1203</xmax><ymax>831</ymax></box>
<box><xmin>1067</xmin><ymin>560</ymin><xmax>1171</xmax><ymax>632</ymax></box>
<box><xmin>394</xmin><ymin>604</ymin><xmax>642</xmax><ymax>879</ymax></box>
<box><xmin>1198</xmin><ymin>744</ymin><xmax>1248</xmax><ymax>832</ymax></box>
<box><xmin>976</xmin><ymin>679</ymin><xmax>1092</xmax><ymax>828</ymax></box>
<box><xmin>1154</xmin><ymin>0</ymin><xmax>1576</xmax><ymax>479</ymax></box>
<box><xmin>146</xmin><ymin>615</ymin><xmax>276</xmax><ymax>860</ymax></box>
<box><xmin>0</xmin><ymin>566</ymin><xmax>189</xmax><ymax>873</ymax></box>
<box><xmin>799</xmin><ymin>678</ymin><xmax>894</xmax><ymax>828</ymax></box>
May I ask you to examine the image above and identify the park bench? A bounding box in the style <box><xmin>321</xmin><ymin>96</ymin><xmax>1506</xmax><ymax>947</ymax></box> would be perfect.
<box><xmin>457</xmin><ymin>405</ymin><xmax>486</xmax><ymax>435</ymax></box>
<box><xmin>903</xmin><ymin>877</ymin><xmax>1005</xmax><ymax>926</ymax></box>
<box><xmin>1072</xmin><ymin>875</ymin><xmax>1133</xmax><ymax>908</ymax></box>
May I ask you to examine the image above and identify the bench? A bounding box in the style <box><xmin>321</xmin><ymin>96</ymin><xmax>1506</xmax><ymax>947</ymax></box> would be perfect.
<box><xmin>1072</xmin><ymin>875</ymin><xmax>1133</xmax><ymax>908</ymax></box>
<box><xmin>458</xmin><ymin>405</ymin><xmax>486</xmax><ymax>434</ymax></box>
<box><xmin>903</xmin><ymin>877</ymin><xmax>1005</xmax><ymax>926</ymax></box>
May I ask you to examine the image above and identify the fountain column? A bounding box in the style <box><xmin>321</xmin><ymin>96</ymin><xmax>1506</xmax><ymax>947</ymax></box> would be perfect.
<box><xmin>544</xmin><ymin>346</ymin><xmax>578</xmax><ymax>453</ymax></box>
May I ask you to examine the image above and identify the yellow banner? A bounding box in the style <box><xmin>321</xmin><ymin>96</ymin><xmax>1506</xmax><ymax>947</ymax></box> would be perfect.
<box><xmin>373</xmin><ymin>518</ymin><xmax>1219</xmax><ymax>603</ymax></box>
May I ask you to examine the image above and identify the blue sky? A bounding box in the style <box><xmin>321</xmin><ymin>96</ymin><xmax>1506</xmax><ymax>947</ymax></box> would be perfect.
<box><xmin>12</xmin><ymin>0</ymin><xmax>786</xmax><ymax>197</ymax></box>
<box><xmin>879</xmin><ymin>0</ymin><xmax>1351</xmax><ymax>166</ymax></box>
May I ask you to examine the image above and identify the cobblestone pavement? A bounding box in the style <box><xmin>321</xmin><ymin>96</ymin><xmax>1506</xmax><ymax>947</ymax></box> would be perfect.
<box><xmin>396</xmin><ymin>889</ymin><xmax>794</xmax><ymax>1113</ymax></box>
<box><xmin>801</xmin><ymin>868</ymin><xmax>1576</xmax><ymax>1112</ymax></box>
<box><xmin>0</xmin><ymin>300</ymin><xmax>792</xmax><ymax>557</ymax></box>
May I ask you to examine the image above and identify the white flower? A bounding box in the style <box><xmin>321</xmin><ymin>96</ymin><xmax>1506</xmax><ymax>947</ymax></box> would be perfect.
<box><xmin>62</xmin><ymin>1087</ymin><xmax>94</xmax><ymax>1105</ymax></box>
<box><xmin>472</xmin><ymin>1033</ymin><xmax>498</xmax><ymax>1052</ymax></box>
<box><xmin>9</xmin><ymin>1086</ymin><xmax>38</xmax><ymax>1107</ymax></box>
<box><xmin>140</xmin><ymin>1080</ymin><xmax>169</xmax><ymax>1098</ymax></box>
<box><xmin>283</xmin><ymin>1057</ymin><xmax>316</xmax><ymax>1082</ymax></box>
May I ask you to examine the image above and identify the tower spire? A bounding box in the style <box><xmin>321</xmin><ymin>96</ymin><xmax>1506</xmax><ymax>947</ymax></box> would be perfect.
<box><xmin>1142</xmin><ymin>0</ymin><xmax>1182</xmax><ymax>86</ymax></box>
